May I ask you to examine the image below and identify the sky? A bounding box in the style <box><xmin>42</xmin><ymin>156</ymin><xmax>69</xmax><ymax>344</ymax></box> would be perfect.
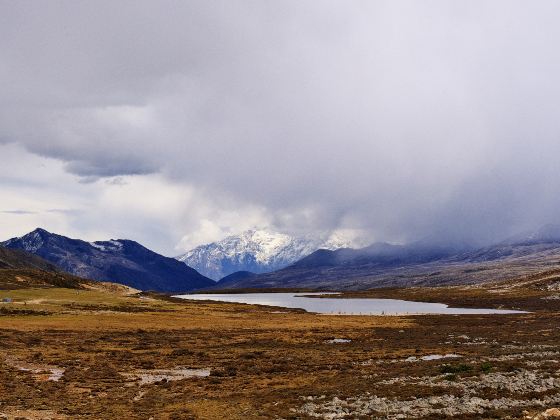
<box><xmin>2</xmin><ymin>1</ymin><xmax>560</xmax><ymax>255</ymax></box>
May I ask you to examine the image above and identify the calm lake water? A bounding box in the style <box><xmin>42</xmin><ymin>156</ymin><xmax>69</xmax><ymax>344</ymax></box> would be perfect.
<box><xmin>174</xmin><ymin>292</ymin><xmax>526</xmax><ymax>315</ymax></box>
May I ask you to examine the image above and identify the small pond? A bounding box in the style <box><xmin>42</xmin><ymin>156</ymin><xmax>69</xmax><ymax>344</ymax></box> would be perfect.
<box><xmin>174</xmin><ymin>292</ymin><xmax>526</xmax><ymax>315</ymax></box>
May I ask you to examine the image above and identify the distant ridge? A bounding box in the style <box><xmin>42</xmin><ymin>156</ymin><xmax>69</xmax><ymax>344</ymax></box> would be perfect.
<box><xmin>501</xmin><ymin>224</ymin><xmax>560</xmax><ymax>246</ymax></box>
<box><xmin>210</xmin><ymin>225</ymin><xmax>560</xmax><ymax>290</ymax></box>
<box><xmin>2</xmin><ymin>228</ymin><xmax>214</xmax><ymax>292</ymax></box>
<box><xmin>176</xmin><ymin>229</ymin><xmax>354</xmax><ymax>279</ymax></box>
<box><xmin>217</xmin><ymin>270</ymin><xmax>257</xmax><ymax>286</ymax></box>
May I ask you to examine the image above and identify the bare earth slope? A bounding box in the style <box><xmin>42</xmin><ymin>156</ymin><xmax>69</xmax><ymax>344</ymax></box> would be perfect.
<box><xmin>0</xmin><ymin>246</ymin><xmax>59</xmax><ymax>272</ymax></box>
<box><xmin>0</xmin><ymin>246</ymin><xmax>85</xmax><ymax>290</ymax></box>
<box><xmin>0</xmin><ymin>245</ymin><xmax>137</xmax><ymax>294</ymax></box>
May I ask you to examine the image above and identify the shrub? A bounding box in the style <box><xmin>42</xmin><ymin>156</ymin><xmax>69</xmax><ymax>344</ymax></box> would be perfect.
<box><xmin>480</xmin><ymin>362</ymin><xmax>493</xmax><ymax>374</ymax></box>
<box><xmin>440</xmin><ymin>363</ymin><xmax>472</xmax><ymax>374</ymax></box>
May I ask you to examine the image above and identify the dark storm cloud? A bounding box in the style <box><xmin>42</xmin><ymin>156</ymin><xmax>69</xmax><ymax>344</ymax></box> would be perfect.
<box><xmin>2</xmin><ymin>1</ymin><xmax>560</xmax><ymax>245</ymax></box>
<box><xmin>1</xmin><ymin>210</ymin><xmax>37</xmax><ymax>215</ymax></box>
<box><xmin>0</xmin><ymin>209</ymin><xmax>81</xmax><ymax>216</ymax></box>
<box><xmin>46</xmin><ymin>209</ymin><xmax>83</xmax><ymax>215</ymax></box>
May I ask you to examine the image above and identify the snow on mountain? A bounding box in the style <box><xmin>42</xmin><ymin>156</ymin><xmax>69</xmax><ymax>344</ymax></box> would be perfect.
<box><xmin>4</xmin><ymin>229</ymin><xmax>46</xmax><ymax>253</ymax></box>
<box><xmin>176</xmin><ymin>229</ymin><xmax>355</xmax><ymax>280</ymax></box>
<box><xmin>89</xmin><ymin>240</ymin><xmax>124</xmax><ymax>252</ymax></box>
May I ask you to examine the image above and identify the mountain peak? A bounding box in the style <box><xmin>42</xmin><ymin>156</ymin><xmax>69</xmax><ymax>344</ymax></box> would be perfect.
<box><xmin>2</xmin><ymin>229</ymin><xmax>213</xmax><ymax>292</ymax></box>
<box><xmin>176</xmin><ymin>229</ymin><xmax>353</xmax><ymax>280</ymax></box>
<box><xmin>30</xmin><ymin>227</ymin><xmax>51</xmax><ymax>235</ymax></box>
<box><xmin>4</xmin><ymin>227</ymin><xmax>54</xmax><ymax>253</ymax></box>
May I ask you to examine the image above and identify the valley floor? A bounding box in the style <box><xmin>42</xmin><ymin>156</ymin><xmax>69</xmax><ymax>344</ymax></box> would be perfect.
<box><xmin>0</xmin><ymin>282</ymin><xmax>560</xmax><ymax>419</ymax></box>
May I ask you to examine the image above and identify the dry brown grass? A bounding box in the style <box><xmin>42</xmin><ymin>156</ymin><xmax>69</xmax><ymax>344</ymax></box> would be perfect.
<box><xmin>0</xmin><ymin>284</ymin><xmax>559</xmax><ymax>419</ymax></box>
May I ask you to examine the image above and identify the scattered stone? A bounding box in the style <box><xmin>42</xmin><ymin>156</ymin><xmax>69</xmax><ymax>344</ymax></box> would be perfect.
<box><xmin>534</xmin><ymin>408</ymin><xmax>560</xmax><ymax>419</ymax></box>
<box><xmin>298</xmin><ymin>394</ymin><xmax>560</xmax><ymax>418</ymax></box>
<box><xmin>124</xmin><ymin>368</ymin><xmax>211</xmax><ymax>385</ymax></box>
<box><xmin>299</xmin><ymin>368</ymin><xmax>560</xmax><ymax>418</ymax></box>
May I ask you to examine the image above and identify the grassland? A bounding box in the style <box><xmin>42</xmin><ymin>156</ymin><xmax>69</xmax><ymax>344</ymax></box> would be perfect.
<box><xmin>1</xmin><ymin>275</ymin><xmax>560</xmax><ymax>419</ymax></box>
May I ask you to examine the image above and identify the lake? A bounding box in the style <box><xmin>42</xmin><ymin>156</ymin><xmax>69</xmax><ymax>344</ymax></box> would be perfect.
<box><xmin>174</xmin><ymin>292</ymin><xmax>526</xmax><ymax>315</ymax></box>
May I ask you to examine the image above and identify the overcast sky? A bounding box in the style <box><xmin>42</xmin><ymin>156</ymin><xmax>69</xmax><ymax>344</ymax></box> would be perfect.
<box><xmin>1</xmin><ymin>1</ymin><xmax>560</xmax><ymax>255</ymax></box>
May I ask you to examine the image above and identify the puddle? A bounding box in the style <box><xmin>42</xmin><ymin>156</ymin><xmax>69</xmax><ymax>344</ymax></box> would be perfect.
<box><xmin>326</xmin><ymin>338</ymin><xmax>352</xmax><ymax>344</ymax></box>
<box><xmin>45</xmin><ymin>367</ymin><xmax>65</xmax><ymax>381</ymax></box>
<box><xmin>19</xmin><ymin>366</ymin><xmax>65</xmax><ymax>381</ymax></box>
<box><xmin>405</xmin><ymin>354</ymin><xmax>462</xmax><ymax>362</ymax></box>
<box><xmin>5</xmin><ymin>358</ymin><xmax>65</xmax><ymax>381</ymax></box>
<box><xmin>125</xmin><ymin>368</ymin><xmax>211</xmax><ymax>385</ymax></box>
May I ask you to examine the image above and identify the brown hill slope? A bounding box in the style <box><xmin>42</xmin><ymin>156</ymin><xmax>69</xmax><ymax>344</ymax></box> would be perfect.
<box><xmin>0</xmin><ymin>268</ymin><xmax>85</xmax><ymax>290</ymax></box>
<box><xmin>0</xmin><ymin>246</ymin><xmax>136</xmax><ymax>292</ymax></box>
<box><xmin>0</xmin><ymin>246</ymin><xmax>58</xmax><ymax>271</ymax></box>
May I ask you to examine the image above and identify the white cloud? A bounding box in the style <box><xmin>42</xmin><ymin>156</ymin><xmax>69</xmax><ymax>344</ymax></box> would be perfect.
<box><xmin>2</xmin><ymin>1</ymin><xmax>560</xmax><ymax>250</ymax></box>
<box><xmin>0</xmin><ymin>144</ymin><xmax>271</xmax><ymax>254</ymax></box>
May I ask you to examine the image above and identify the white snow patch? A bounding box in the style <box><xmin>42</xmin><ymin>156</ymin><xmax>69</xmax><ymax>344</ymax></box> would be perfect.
<box><xmin>405</xmin><ymin>354</ymin><xmax>462</xmax><ymax>362</ymax></box>
<box><xmin>326</xmin><ymin>338</ymin><xmax>352</xmax><ymax>344</ymax></box>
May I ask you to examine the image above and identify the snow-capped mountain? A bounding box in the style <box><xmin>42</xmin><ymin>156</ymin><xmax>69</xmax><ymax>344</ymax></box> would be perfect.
<box><xmin>176</xmin><ymin>229</ymin><xmax>354</xmax><ymax>280</ymax></box>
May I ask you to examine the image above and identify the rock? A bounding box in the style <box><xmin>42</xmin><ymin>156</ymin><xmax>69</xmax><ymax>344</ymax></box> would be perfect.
<box><xmin>535</xmin><ymin>408</ymin><xmax>560</xmax><ymax>419</ymax></box>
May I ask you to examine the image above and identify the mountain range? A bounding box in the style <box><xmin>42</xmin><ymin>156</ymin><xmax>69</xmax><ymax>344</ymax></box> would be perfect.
<box><xmin>176</xmin><ymin>229</ymin><xmax>355</xmax><ymax>280</ymax></box>
<box><xmin>2</xmin><ymin>228</ymin><xmax>214</xmax><ymax>292</ymax></box>
<box><xmin>3</xmin><ymin>224</ymin><xmax>560</xmax><ymax>292</ymax></box>
<box><xmin>214</xmin><ymin>225</ymin><xmax>560</xmax><ymax>290</ymax></box>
